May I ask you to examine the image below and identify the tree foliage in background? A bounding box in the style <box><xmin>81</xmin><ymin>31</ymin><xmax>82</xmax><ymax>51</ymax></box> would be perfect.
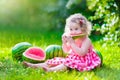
<box><xmin>50</xmin><ymin>0</ymin><xmax>120</xmax><ymax>45</ymax></box>
<box><xmin>87</xmin><ymin>0</ymin><xmax>120</xmax><ymax>45</ymax></box>
<box><xmin>46</xmin><ymin>0</ymin><xmax>93</xmax><ymax>31</ymax></box>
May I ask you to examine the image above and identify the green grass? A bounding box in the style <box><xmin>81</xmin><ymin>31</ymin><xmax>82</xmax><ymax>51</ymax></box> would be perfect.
<box><xmin>0</xmin><ymin>27</ymin><xmax>120</xmax><ymax>80</ymax></box>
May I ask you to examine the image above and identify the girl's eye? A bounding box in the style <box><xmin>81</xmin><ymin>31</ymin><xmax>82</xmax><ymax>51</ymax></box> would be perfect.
<box><xmin>70</xmin><ymin>29</ymin><xmax>72</xmax><ymax>31</ymax></box>
<box><xmin>75</xmin><ymin>28</ymin><xmax>78</xmax><ymax>30</ymax></box>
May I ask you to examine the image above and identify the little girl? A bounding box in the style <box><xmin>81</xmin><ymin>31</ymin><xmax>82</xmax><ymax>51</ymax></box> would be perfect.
<box><xmin>23</xmin><ymin>13</ymin><xmax>101</xmax><ymax>72</ymax></box>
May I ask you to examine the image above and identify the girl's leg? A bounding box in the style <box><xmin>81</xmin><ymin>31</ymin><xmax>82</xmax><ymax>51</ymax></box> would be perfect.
<box><xmin>43</xmin><ymin>64</ymin><xmax>67</xmax><ymax>72</ymax></box>
<box><xmin>23</xmin><ymin>61</ymin><xmax>49</xmax><ymax>68</ymax></box>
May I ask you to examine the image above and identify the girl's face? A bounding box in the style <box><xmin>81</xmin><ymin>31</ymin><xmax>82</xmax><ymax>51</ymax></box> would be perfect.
<box><xmin>68</xmin><ymin>23</ymin><xmax>83</xmax><ymax>36</ymax></box>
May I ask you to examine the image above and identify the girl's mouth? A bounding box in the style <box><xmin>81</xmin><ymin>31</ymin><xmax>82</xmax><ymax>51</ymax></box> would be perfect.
<box><xmin>70</xmin><ymin>33</ymin><xmax>83</xmax><ymax>36</ymax></box>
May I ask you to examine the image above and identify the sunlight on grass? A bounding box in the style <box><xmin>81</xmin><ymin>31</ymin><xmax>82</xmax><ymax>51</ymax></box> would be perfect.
<box><xmin>0</xmin><ymin>26</ymin><xmax>120</xmax><ymax>80</ymax></box>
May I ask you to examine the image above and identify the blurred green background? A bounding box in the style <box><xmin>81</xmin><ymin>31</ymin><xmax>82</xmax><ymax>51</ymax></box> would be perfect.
<box><xmin>0</xmin><ymin>0</ymin><xmax>119</xmax><ymax>45</ymax></box>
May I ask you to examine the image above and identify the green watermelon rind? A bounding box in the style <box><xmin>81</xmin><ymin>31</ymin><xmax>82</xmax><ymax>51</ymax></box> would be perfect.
<box><xmin>95</xmin><ymin>50</ymin><xmax>103</xmax><ymax>65</ymax></box>
<box><xmin>12</xmin><ymin>42</ymin><xmax>32</xmax><ymax>54</ymax></box>
<box><xmin>12</xmin><ymin>42</ymin><xmax>32</xmax><ymax>61</ymax></box>
<box><xmin>45</xmin><ymin>46</ymin><xmax>51</xmax><ymax>59</ymax></box>
<box><xmin>12</xmin><ymin>49</ymin><xmax>26</xmax><ymax>61</ymax></box>
<box><xmin>45</xmin><ymin>45</ymin><xmax>67</xmax><ymax>60</ymax></box>
<box><xmin>72</xmin><ymin>34</ymin><xmax>85</xmax><ymax>39</ymax></box>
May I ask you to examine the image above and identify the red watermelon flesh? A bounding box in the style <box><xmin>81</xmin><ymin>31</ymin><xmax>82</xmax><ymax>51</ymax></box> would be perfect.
<box><xmin>23</xmin><ymin>47</ymin><xmax>45</xmax><ymax>61</ymax></box>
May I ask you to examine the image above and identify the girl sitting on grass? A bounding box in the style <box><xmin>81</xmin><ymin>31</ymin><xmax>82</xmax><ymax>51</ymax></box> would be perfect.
<box><xmin>23</xmin><ymin>13</ymin><xmax>101</xmax><ymax>72</ymax></box>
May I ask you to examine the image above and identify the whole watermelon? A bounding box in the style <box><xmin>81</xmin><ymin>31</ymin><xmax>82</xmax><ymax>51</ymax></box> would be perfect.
<box><xmin>22</xmin><ymin>47</ymin><xmax>45</xmax><ymax>63</ymax></box>
<box><xmin>12</xmin><ymin>42</ymin><xmax>32</xmax><ymax>61</ymax></box>
<box><xmin>45</xmin><ymin>45</ymin><xmax>66</xmax><ymax>59</ymax></box>
<box><xmin>95</xmin><ymin>50</ymin><xmax>103</xmax><ymax>66</ymax></box>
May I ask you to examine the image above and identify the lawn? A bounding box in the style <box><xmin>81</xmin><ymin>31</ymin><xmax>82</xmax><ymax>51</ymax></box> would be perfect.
<box><xmin>0</xmin><ymin>26</ymin><xmax>120</xmax><ymax>80</ymax></box>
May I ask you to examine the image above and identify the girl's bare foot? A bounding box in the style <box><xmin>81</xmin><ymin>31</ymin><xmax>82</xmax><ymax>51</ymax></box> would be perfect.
<box><xmin>42</xmin><ymin>64</ymin><xmax>67</xmax><ymax>72</ymax></box>
<box><xmin>22</xmin><ymin>61</ymin><xmax>38</xmax><ymax>68</ymax></box>
<box><xmin>22</xmin><ymin>61</ymin><xmax>29</xmax><ymax>67</ymax></box>
<box><xmin>42</xmin><ymin>66</ymin><xmax>51</xmax><ymax>72</ymax></box>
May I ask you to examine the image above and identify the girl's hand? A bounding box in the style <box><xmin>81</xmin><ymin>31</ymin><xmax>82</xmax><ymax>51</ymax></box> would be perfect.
<box><xmin>62</xmin><ymin>33</ymin><xmax>68</xmax><ymax>44</ymax></box>
<box><xmin>67</xmin><ymin>36</ymin><xmax>75</xmax><ymax>45</ymax></box>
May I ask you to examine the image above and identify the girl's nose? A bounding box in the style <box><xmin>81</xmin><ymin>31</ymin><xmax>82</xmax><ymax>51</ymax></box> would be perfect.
<box><xmin>78</xmin><ymin>29</ymin><xmax>82</xmax><ymax>34</ymax></box>
<box><xmin>72</xmin><ymin>31</ymin><xmax>76</xmax><ymax>34</ymax></box>
<box><xmin>71</xmin><ymin>31</ymin><xmax>77</xmax><ymax>35</ymax></box>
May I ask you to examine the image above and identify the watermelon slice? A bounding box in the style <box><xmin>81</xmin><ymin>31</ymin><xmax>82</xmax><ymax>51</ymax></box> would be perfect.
<box><xmin>23</xmin><ymin>47</ymin><xmax>45</xmax><ymax>63</ymax></box>
<box><xmin>72</xmin><ymin>34</ymin><xmax>85</xmax><ymax>39</ymax></box>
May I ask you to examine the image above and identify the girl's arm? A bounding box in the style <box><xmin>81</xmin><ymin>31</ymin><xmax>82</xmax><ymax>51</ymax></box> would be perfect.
<box><xmin>62</xmin><ymin>43</ymin><xmax>71</xmax><ymax>53</ymax></box>
<box><xmin>69</xmin><ymin>37</ymin><xmax>91</xmax><ymax>56</ymax></box>
<box><xmin>62</xmin><ymin>33</ymin><xmax>71</xmax><ymax>53</ymax></box>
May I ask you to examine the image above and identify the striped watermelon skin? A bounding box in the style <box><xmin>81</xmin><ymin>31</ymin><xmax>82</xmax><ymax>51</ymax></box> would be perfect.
<box><xmin>95</xmin><ymin>50</ymin><xmax>103</xmax><ymax>66</ymax></box>
<box><xmin>45</xmin><ymin>45</ymin><xmax>66</xmax><ymax>60</ymax></box>
<box><xmin>12</xmin><ymin>42</ymin><xmax>32</xmax><ymax>61</ymax></box>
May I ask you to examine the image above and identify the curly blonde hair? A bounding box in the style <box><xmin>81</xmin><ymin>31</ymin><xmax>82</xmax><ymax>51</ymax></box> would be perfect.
<box><xmin>64</xmin><ymin>13</ymin><xmax>92</xmax><ymax>35</ymax></box>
